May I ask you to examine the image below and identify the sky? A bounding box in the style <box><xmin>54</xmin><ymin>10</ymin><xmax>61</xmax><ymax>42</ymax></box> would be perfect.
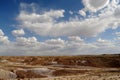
<box><xmin>0</xmin><ymin>0</ymin><xmax>120</xmax><ymax>56</ymax></box>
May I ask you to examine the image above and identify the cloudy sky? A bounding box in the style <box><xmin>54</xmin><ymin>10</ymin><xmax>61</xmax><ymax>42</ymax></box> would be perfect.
<box><xmin>0</xmin><ymin>0</ymin><xmax>120</xmax><ymax>55</ymax></box>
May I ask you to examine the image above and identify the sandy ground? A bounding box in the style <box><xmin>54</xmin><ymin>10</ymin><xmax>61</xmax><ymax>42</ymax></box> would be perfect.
<box><xmin>4</xmin><ymin>73</ymin><xmax>120</xmax><ymax>80</ymax></box>
<box><xmin>0</xmin><ymin>57</ymin><xmax>120</xmax><ymax>80</ymax></box>
<box><xmin>0</xmin><ymin>65</ymin><xmax>120</xmax><ymax>80</ymax></box>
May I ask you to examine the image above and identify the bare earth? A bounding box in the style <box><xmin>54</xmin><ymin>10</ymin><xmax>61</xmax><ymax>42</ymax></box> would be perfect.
<box><xmin>0</xmin><ymin>55</ymin><xmax>120</xmax><ymax>80</ymax></box>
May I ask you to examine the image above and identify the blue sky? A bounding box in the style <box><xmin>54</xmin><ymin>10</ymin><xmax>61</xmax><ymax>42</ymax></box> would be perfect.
<box><xmin>0</xmin><ymin>0</ymin><xmax>120</xmax><ymax>55</ymax></box>
<box><xmin>0</xmin><ymin>0</ymin><xmax>84</xmax><ymax>40</ymax></box>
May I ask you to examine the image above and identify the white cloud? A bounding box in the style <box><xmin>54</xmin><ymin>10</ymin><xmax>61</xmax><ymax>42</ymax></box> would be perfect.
<box><xmin>69</xmin><ymin>11</ymin><xmax>74</xmax><ymax>15</ymax></box>
<box><xmin>0</xmin><ymin>29</ymin><xmax>9</xmax><ymax>44</ymax></box>
<box><xmin>96</xmin><ymin>38</ymin><xmax>114</xmax><ymax>47</ymax></box>
<box><xmin>0</xmin><ymin>36</ymin><xmax>9</xmax><ymax>44</ymax></box>
<box><xmin>17</xmin><ymin>2</ymin><xmax>120</xmax><ymax>37</ymax></box>
<box><xmin>114</xmin><ymin>6</ymin><xmax>120</xmax><ymax>18</ymax></box>
<box><xmin>42</xmin><ymin>38</ymin><xmax>65</xmax><ymax>50</ymax></box>
<box><xmin>79</xmin><ymin>10</ymin><xmax>86</xmax><ymax>16</ymax></box>
<box><xmin>12</xmin><ymin>29</ymin><xmax>25</xmax><ymax>37</ymax></box>
<box><xmin>17</xmin><ymin>8</ymin><xmax>65</xmax><ymax>36</ymax></box>
<box><xmin>0</xmin><ymin>29</ymin><xmax>4</xmax><ymax>36</ymax></box>
<box><xmin>0</xmin><ymin>34</ymin><xmax>119</xmax><ymax>55</ymax></box>
<box><xmin>93</xmin><ymin>38</ymin><xmax>119</xmax><ymax>54</ymax></box>
<box><xmin>66</xmin><ymin>36</ymin><xmax>88</xmax><ymax>50</ymax></box>
<box><xmin>45</xmin><ymin>38</ymin><xmax>64</xmax><ymax>45</ymax></box>
<box><xmin>82</xmin><ymin>0</ymin><xmax>110</xmax><ymax>12</ymax></box>
<box><xmin>16</xmin><ymin>37</ymin><xmax>39</xmax><ymax>47</ymax></box>
<box><xmin>0</xmin><ymin>1</ymin><xmax>120</xmax><ymax>55</ymax></box>
<box><xmin>115</xmin><ymin>32</ymin><xmax>120</xmax><ymax>36</ymax></box>
<box><xmin>115</xmin><ymin>32</ymin><xmax>120</xmax><ymax>41</ymax></box>
<box><xmin>97</xmin><ymin>38</ymin><xmax>109</xmax><ymax>43</ymax></box>
<box><xmin>20</xmin><ymin>3</ymin><xmax>38</xmax><ymax>12</ymax></box>
<box><xmin>116</xmin><ymin>37</ymin><xmax>120</xmax><ymax>40</ymax></box>
<box><xmin>68</xmin><ymin>36</ymin><xmax>84</xmax><ymax>42</ymax></box>
<box><xmin>111</xmin><ymin>0</ymin><xmax>120</xmax><ymax>7</ymax></box>
<box><xmin>18</xmin><ymin>12</ymin><xmax>119</xmax><ymax>37</ymax></box>
<box><xmin>17</xmin><ymin>9</ymin><xmax>65</xmax><ymax>23</ymax></box>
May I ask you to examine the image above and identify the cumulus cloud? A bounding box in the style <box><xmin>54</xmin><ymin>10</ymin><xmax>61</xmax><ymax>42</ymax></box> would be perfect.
<box><xmin>115</xmin><ymin>32</ymin><xmax>120</xmax><ymax>36</ymax></box>
<box><xmin>66</xmin><ymin>36</ymin><xmax>88</xmax><ymax>50</ymax></box>
<box><xmin>17</xmin><ymin>2</ymin><xmax>120</xmax><ymax>37</ymax></box>
<box><xmin>0</xmin><ymin>1</ymin><xmax>120</xmax><ymax>55</ymax></box>
<box><xmin>68</xmin><ymin>36</ymin><xmax>84</xmax><ymax>42</ymax></box>
<box><xmin>45</xmin><ymin>38</ymin><xmax>64</xmax><ymax>45</ymax></box>
<box><xmin>41</xmin><ymin>38</ymin><xmax>65</xmax><ymax>50</ymax></box>
<box><xmin>16</xmin><ymin>37</ymin><xmax>39</xmax><ymax>47</ymax></box>
<box><xmin>96</xmin><ymin>38</ymin><xmax>114</xmax><ymax>47</ymax></box>
<box><xmin>69</xmin><ymin>11</ymin><xmax>74</xmax><ymax>15</ymax></box>
<box><xmin>0</xmin><ymin>29</ymin><xmax>4</xmax><ymax>36</ymax></box>
<box><xmin>0</xmin><ymin>29</ymin><xmax>9</xmax><ymax>44</ymax></box>
<box><xmin>82</xmin><ymin>0</ymin><xmax>110</xmax><ymax>12</ymax></box>
<box><xmin>0</xmin><ymin>36</ymin><xmax>9</xmax><ymax>44</ymax></box>
<box><xmin>18</xmin><ymin>8</ymin><xmax>65</xmax><ymax>23</ymax></box>
<box><xmin>20</xmin><ymin>3</ymin><xmax>38</xmax><ymax>12</ymax></box>
<box><xmin>12</xmin><ymin>29</ymin><xmax>25</xmax><ymax>37</ymax></box>
<box><xmin>114</xmin><ymin>6</ymin><xmax>120</xmax><ymax>18</ymax></box>
<box><xmin>0</xmin><ymin>34</ymin><xmax>120</xmax><ymax>55</ymax></box>
<box><xmin>78</xmin><ymin>10</ymin><xmax>86</xmax><ymax>16</ymax></box>
<box><xmin>93</xmin><ymin>38</ymin><xmax>119</xmax><ymax>54</ymax></box>
<box><xmin>17</xmin><ymin>11</ymin><xmax>119</xmax><ymax>37</ymax></box>
<box><xmin>17</xmin><ymin>7</ymin><xmax>65</xmax><ymax>36</ymax></box>
<box><xmin>116</xmin><ymin>37</ymin><xmax>120</xmax><ymax>41</ymax></box>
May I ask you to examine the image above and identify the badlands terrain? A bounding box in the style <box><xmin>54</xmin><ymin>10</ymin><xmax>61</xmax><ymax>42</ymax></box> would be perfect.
<box><xmin>0</xmin><ymin>54</ymin><xmax>120</xmax><ymax>80</ymax></box>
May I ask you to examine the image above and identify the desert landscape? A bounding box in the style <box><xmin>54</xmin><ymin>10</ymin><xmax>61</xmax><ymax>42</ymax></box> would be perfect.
<box><xmin>0</xmin><ymin>54</ymin><xmax>120</xmax><ymax>80</ymax></box>
<box><xmin>0</xmin><ymin>0</ymin><xmax>120</xmax><ymax>80</ymax></box>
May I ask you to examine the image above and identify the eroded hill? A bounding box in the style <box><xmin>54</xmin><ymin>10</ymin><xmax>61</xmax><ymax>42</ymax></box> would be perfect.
<box><xmin>0</xmin><ymin>54</ymin><xmax>120</xmax><ymax>80</ymax></box>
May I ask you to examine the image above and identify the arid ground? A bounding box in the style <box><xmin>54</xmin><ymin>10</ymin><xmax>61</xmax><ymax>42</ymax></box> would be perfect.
<box><xmin>0</xmin><ymin>54</ymin><xmax>120</xmax><ymax>80</ymax></box>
